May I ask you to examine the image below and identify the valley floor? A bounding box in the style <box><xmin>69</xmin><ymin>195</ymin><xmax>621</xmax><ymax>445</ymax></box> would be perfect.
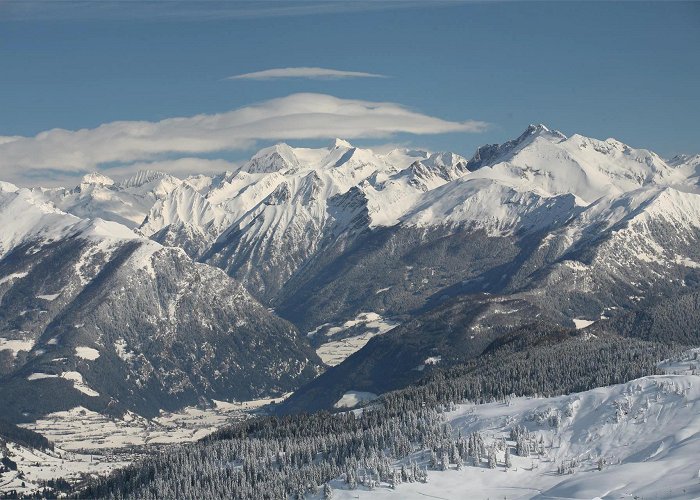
<box><xmin>0</xmin><ymin>395</ymin><xmax>284</xmax><ymax>496</ymax></box>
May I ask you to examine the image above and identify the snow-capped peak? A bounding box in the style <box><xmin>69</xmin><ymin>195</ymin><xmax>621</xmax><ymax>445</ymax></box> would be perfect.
<box><xmin>244</xmin><ymin>143</ymin><xmax>300</xmax><ymax>174</ymax></box>
<box><xmin>512</xmin><ymin>123</ymin><xmax>567</xmax><ymax>145</ymax></box>
<box><xmin>117</xmin><ymin>169</ymin><xmax>172</xmax><ymax>189</ymax></box>
<box><xmin>77</xmin><ymin>217</ymin><xmax>141</xmax><ymax>242</ymax></box>
<box><xmin>329</xmin><ymin>138</ymin><xmax>353</xmax><ymax>149</ymax></box>
<box><xmin>0</xmin><ymin>187</ymin><xmax>145</xmax><ymax>260</ymax></box>
<box><xmin>80</xmin><ymin>172</ymin><xmax>114</xmax><ymax>187</ymax></box>
<box><xmin>667</xmin><ymin>153</ymin><xmax>700</xmax><ymax>169</ymax></box>
<box><xmin>522</xmin><ymin>123</ymin><xmax>564</xmax><ymax>138</ymax></box>
<box><xmin>0</xmin><ymin>181</ymin><xmax>19</xmax><ymax>193</ymax></box>
<box><xmin>140</xmin><ymin>182</ymin><xmax>225</xmax><ymax>237</ymax></box>
<box><xmin>499</xmin><ymin>124</ymin><xmax>566</xmax><ymax>149</ymax></box>
<box><xmin>464</xmin><ymin>126</ymin><xmax>680</xmax><ymax>205</ymax></box>
<box><xmin>11</xmin><ymin>124</ymin><xmax>697</xmax><ymax>305</ymax></box>
<box><xmin>378</xmin><ymin>148</ymin><xmax>432</xmax><ymax>171</ymax></box>
<box><xmin>423</xmin><ymin>151</ymin><xmax>468</xmax><ymax>169</ymax></box>
<box><xmin>466</xmin><ymin>124</ymin><xmax>566</xmax><ymax>171</ymax></box>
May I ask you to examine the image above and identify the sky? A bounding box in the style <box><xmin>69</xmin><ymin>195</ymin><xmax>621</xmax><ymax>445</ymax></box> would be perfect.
<box><xmin>0</xmin><ymin>0</ymin><xmax>698</xmax><ymax>186</ymax></box>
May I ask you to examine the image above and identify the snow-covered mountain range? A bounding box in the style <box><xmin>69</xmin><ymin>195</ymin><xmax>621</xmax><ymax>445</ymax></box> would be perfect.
<box><xmin>29</xmin><ymin>124</ymin><xmax>700</xmax><ymax>311</ymax></box>
<box><xmin>0</xmin><ymin>181</ymin><xmax>321</xmax><ymax>422</ymax></box>
<box><xmin>2</xmin><ymin>124</ymin><xmax>700</xmax><ymax>422</ymax></box>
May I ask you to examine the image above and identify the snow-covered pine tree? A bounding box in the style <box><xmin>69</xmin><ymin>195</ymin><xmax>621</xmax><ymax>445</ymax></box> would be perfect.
<box><xmin>323</xmin><ymin>483</ymin><xmax>333</xmax><ymax>500</ymax></box>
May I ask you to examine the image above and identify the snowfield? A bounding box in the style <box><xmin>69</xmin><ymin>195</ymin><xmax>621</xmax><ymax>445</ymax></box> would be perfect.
<box><xmin>0</xmin><ymin>336</ymin><xmax>35</xmax><ymax>356</ymax></box>
<box><xmin>572</xmin><ymin>319</ymin><xmax>594</xmax><ymax>330</ymax></box>
<box><xmin>329</xmin><ymin>372</ymin><xmax>700</xmax><ymax>499</ymax></box>
<box><xmin>74</xmin><ymin>346</ymin><xmax>100</xmax><ymax>360</ymax></box>
<box><xmin>310</xmin><ymin>312</ymin><xmax>399</xmax><ymax>366</ymax></box>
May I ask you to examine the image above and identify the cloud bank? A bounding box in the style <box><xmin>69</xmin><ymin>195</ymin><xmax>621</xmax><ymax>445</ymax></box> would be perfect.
<box><xmin>227</xmin><ymin>67</ymin><xmax>386</xmax><ymax>80</ymax></box>
<box><xmin>0</xmin><ymin>93</ymin><xmax>487</xmax><ymax>185</ymax></box>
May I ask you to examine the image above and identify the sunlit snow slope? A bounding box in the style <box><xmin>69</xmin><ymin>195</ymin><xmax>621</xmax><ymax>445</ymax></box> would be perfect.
<box><xmin>333</xmin><ymin>370</ymin><xmax>700</xmax><ymax>499</ymax></box>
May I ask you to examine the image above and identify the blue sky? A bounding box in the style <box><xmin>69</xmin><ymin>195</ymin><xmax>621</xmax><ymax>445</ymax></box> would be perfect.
<box><xmin>0</xmin><ymin>1</ymin><xmax>698</xmax><ymax>185</ymax></box>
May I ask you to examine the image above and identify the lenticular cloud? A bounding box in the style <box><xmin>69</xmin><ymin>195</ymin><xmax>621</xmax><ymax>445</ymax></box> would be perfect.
<box><xmin>0</xmin><ymin>93</ymin><xmax>487</xmax><ymax>183</ymax></box>
<box><xmin>227</xmin><ymin>67</ymin><xmax>386</xmax><ymax>80</ymax></box>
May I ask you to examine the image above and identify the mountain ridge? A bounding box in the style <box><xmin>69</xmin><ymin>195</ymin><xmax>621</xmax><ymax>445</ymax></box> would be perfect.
<box><xmin>2</xmin><ymin>124</ymin><xmax>700</xmax><ymax>420</ymax></box>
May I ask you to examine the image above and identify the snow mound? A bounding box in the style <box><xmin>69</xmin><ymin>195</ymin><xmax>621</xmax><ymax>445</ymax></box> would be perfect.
<box><xmin>36</xmin><ymin>293</ymin><xmax>60</xmax><ymax>301</ymax></box>
<box><xmin>75</xmin><ymin>346</ymin><xmax>100</xmax><ymax>360</ymax></box>
<box><xmin>0</xmin><ymin>337</ymin><xmax>35</xmax><ymax>356</ymax></box>
<box><xmin>572</xmin><ymin>318</ymin><xmax>594</xmax><ymax>329</ymax></box>
<box><xmin>333</xmin><ymin>391</ymin><xmax>378</xmax><ymax>409</ymax></box>
<box><xmin>27</xmin><ymin>373</ymin><xmax>59</xmax><ymax>381</ymax></box>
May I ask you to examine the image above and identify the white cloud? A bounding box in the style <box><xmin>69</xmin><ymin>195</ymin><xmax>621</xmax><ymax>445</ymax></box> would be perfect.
<box><xmin>0</xmin><ymin>93</ymin><xmax>487</xmax><ymax>185</ymax></box>
<box><xmin>227</xmin><ymin>67</ymin><xmax>386</xmax><ymax>80</ymax></box>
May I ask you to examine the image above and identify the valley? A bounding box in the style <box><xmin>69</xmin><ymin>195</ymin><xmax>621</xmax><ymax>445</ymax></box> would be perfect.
<box><xmin>2</xmin><ymin>395</ymin><xmax>284</xmax><ymax>496</ymax></box>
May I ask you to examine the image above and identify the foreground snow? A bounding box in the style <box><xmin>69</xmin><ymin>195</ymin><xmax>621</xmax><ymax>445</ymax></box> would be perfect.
<box><xmin>330</xmin><ymin>372</ymin><xmax>700</xmax><ymax>499</ymax></box>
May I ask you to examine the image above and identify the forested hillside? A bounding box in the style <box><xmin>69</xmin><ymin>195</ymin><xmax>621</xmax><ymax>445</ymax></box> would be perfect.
<box><xmin>78</xmin><ymin>331</ymin><xmax>675</xmax><ymax>499</ymax></box>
